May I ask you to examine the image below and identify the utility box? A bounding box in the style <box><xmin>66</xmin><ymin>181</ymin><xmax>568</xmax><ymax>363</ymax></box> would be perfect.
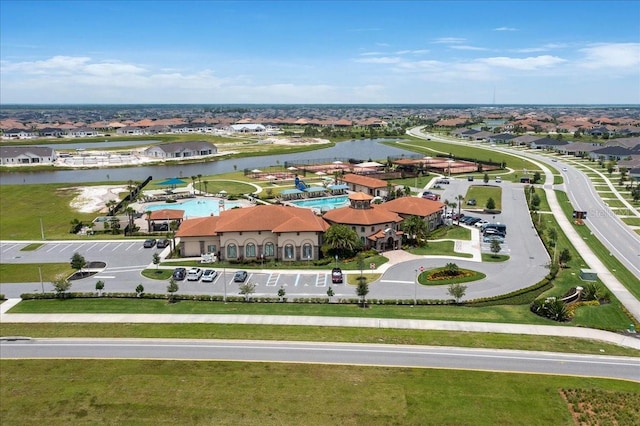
<box><xmin>579</xmin><ymin>269</ymin><xmax>598</xmax><ymax>281</ymax></box>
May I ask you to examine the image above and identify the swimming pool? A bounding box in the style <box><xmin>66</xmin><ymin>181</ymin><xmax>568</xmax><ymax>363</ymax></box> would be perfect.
<box><xmin>144</xmin><ymin>198</ymin><xmax>245</xmax><ymax>218</ymax></box>
<box><xmin>288</xmin><ymin>195</ymin><xmax>349</xmax><ymax>211</ymax></box>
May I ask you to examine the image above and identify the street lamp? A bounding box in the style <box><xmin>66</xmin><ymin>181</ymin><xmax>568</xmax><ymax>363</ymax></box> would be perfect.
<box><xmin>223</xmin><ymin>265</ymin><xmax>227</xmax><ymax>303</ymax></box>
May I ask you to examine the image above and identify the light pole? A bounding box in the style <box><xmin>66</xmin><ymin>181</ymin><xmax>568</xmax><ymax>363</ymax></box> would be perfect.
<box><xmin>38</xmin><ymin>265</ymin><xmax>44</xmax><ymax>293</ymax></box>
<box><xmin>223</xmin><ymin>266</ymin><xmax>227</xmax><ymax>303</ymax></box>
<box><xmin>414</xmin><ymin>269</ymin><xmax>418</xmax><ymax>307</ymax></box>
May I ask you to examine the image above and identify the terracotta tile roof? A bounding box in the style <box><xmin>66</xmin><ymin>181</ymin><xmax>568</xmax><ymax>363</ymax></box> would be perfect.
<box><xmin>216</xmin><ymin>205</ymin><xmax>329</xmax><ymax>233</ymax></box>
<box><xmin>323</xmin><ymin>204</ymin><xmax>403</xmax><ymax>226</ymax></box>
<box><xmin>176</xmin><ymin>216</ymin><xmax>218</xmax><ymax>237</ymax></box>
<box><xmin>377</xmin><ymin>197</ymin><xmax>444</xmax><ymax>217</ymax></box>
<box><xmin>148</xmin><ymin>209</ymin><xmax>185</xmax><ymax>221</ymax></box>
<box><xmin>341</xmin><ymin>173</ymin><xmax>387</xmax><ymax>188</ymax></box>
<box><xmin>348</xmin><ymin>192</ymin><xmax>373</xmax><ymax>201</ymax></box>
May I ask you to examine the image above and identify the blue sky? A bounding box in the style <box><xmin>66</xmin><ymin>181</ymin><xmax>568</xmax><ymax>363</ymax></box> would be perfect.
<box><xmin>1</xmin><ymin>1</ymin><xmax>639</xmax><ymax>104</ymax></box>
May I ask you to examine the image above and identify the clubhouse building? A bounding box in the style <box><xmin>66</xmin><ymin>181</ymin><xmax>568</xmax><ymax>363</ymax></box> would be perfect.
<box><xmin>176</xmin><ymin>192</ymin><xmax>445</xmax><ymax>261</ymax></box>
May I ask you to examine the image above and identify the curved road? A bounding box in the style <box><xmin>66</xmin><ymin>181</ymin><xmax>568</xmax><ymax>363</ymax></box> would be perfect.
<box><xmin>2</xmin><ymin>338</ymin><xmax>639</xmax><ymax>382</ymax></box>
<box><xmin>407</xmin><ymin>127</ymin><xmax>640</xmax><ymax>320</ymax></box>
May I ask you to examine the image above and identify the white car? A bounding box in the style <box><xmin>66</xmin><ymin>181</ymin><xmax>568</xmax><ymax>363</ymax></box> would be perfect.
<box><xmin>186</xmin><ymin>267</ymin><xmax>203</xmax><ymax>281</ymax></box>
<box><xmin>474</xmin><ymin>220</ymin><xmax>490</xmax><ymax>228</ymax></box>
<box><xmin>562</xmin><ymin>167</ymin><xmax>568</xmax><ymax>172</ymax></box>
<box><xmin>201</xmin><ymin>269</ymin><xmax>218</xmax><ymax>282</ymax></box>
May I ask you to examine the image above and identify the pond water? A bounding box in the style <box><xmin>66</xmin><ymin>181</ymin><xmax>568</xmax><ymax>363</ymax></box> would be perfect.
<box><xmin>2</xmin><ymin>138</ymin><xmax>420</xmax><ymax>185</ymax></box>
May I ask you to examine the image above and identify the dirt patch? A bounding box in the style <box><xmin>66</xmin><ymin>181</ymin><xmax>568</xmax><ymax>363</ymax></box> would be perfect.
<box><xmin>68</xmin><ymin>185</ymin><xmax>129</xmax><ymax>213</ymax></box>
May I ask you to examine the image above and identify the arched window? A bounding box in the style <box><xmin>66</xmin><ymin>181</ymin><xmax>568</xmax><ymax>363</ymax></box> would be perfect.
<box><xmin>284</xmin><ymin>244</ymin><xmax>294</xmax><ymax>259</ymax></box>
<box><xmin>360</xmin><ymin>236</ymin><xmax>365</xmax><ymax>245</ymax></box>
<box><xmin>226</xmin><ymin>244</ymin><xmax>237</xmax><ymax>259</ymax></box>
<box><xmin>264</xmin><ymin>242</ymin><xmax>275</xmax><ymax>257</ymax></box>
<box><xmin>302</xmin><ymin>243</ymin><xmax>313</xmax><ymax>259</ymax></box>
<box><xmin>245</xmin><ymin>243</ymin><xmax>256</xmax><ymax>258</ymax></box>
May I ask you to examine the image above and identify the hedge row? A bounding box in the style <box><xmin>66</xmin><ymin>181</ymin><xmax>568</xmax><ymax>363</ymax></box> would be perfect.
<box><xmin>19</xmin><ymin>292</ymin><xmax>459</xmax><ymax>306</ymax></box>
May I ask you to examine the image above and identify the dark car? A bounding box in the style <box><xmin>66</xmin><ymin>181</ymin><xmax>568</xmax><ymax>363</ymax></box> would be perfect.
<box><xmin>467</xmin><ymin>198</ymin><xmax>477</xmax><ymax>206</ymax></box>
<box><xmin>156</xmin><ymin>239</ymin><xmax>170</xmax><ymax>249</ymax></box>
<box><xmin>233</xmin><ymin>270</ymin><xmax>248</xmax><ymax>282</ymax></box>
<box><xmin>331</xmin><ymin>267</ymin><xmax>343</xmax><ymax>283</ymax></box>
<box><xmin>172</xmin><ymin>267</ymin><xmax>186</xmax><ymax>280</ymax></box>
<box><xmin>143</xmin><ymin>239</ymin><xmax>157</xmax><ymax>248</ymax></box>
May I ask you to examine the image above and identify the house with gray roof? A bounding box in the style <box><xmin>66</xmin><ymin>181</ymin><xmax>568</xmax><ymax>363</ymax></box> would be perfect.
<box><xmin>0</xmin><ymin>146</ymin><xmax>57</xmax><ymax>165</ymax></box>
<box><xmin>144</xmin><ymin>141</ymin><xmax>218</xmax><ymax>159</ymax></box>
<box><xmin>529</xmin><ymin>137</ymin><xmax>569</xmax><ymax>150</ymax></box>
<box><xmin>488</xmin><ymin>133</ymin><xmax>517</xmax><ymax>144</ymax></box>
<box><xmin>589</xmin><ymin>145</ymin><xmax>638</xmax><ymax>161</ymax></box>
<box><xmin>557</xmin><ymin>142</ymin><xmax>602</xmax><ymax>156</ymax></box>
<box><xmin>1</xmin><ymin>128</ymin><xmax>37</xmax><ymax>139</ymax></box>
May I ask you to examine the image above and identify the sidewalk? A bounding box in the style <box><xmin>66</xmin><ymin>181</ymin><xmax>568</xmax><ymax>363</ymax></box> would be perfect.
<box><xmin>532</xmin><ymin>158</ymin><xmax>640</xmax><ymax>322</ymax></box>
<box><xmin>1</xmin><ymin>299</ymin><xmax>638</xmax><ymax>350</ymax></box>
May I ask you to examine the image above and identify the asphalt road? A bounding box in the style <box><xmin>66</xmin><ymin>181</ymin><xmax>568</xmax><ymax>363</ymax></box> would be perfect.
<box><xmin>2</xmin><ymin>338</ymin><xmax>638</xmax><ymax>382</ymax></box>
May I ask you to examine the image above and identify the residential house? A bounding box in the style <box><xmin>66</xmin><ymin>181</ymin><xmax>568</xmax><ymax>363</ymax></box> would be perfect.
<box><xmin>175</xmin><ymin>204</ymin><xmax>329</xmax><ymax>261</ymax></box>
<box><xmin>557</xmin><ymin>142</ymin><xmax>602</xmax><ymax>157</ymax></box>
<box><xmin>229</xmin><ymin>124</ymin><xmax>266</xmax><ymax>133</ymax></box>
<box><xmin>488</xmin><ymin>133</ymin><xmax>517</xmax><ymax>144</ymax></box>
<box><xmin>144</xmin><ymin>141</ymin><xmax>218</xmax><ymax>159</ymax></box>
<box><xmin>529</xmin><ymin>137</ymin><xmax>569</xmax><ymax>150</ymax></box>
<box><xmin>38</xmin><ymin>127</ymin><xmax>65</xmax><ymax>138</ymax></box>
<box><xmin>67</xmin><ymin>127</ymin><xmax>99</xmax><ymax>137</ymax></box>
<box><xmin>2</xmin><ymin>128</ymin><xmax>36</xmax><ymax>139</ymax></box>
<box><xmin>0</xmin><ymin>146</ymin><xmax>57</xmax><ymax>165</ymax></box>
<box><xmin>589</xmin><ymin>145</ymin><xmax>637</xmax><ymax>162</ymax></box>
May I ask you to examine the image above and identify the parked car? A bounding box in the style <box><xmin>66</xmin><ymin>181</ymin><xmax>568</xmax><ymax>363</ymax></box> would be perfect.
<box><xmin>143</xmin><ymin>239</ymin><xmax>157</xmax><ymax>248</ymax></box>
<box><xmin>474</xmin><ymin>220</ymin><xmax>490</xmax><ymax>228</ymax></box>
<box><xmin>156</xmin><ymin>239</ymin><xmax>170</xmax><ymax>249</ymax></box>
<box><xmin>233</xmin><ymin>270</ymin><xmax>248</xmax><ymax>282</ymax></box>
<box><xmin>186</xmin><ymin>267</ymin><xmax>203</xmax><ymax>281</ymax></box>
<box><xmin>483</xmin><ymin>223</ymin><xmax>507</xmax><ymax>235</ymax></box>
<box><xmin>483</xmin><ymin>229</ymin><xmax>506</xmax><ymax>238</ymax></box>
<box><xmin>495</xmin><ymin>176</ymin><xmax>502</xmax><ymax>183</ymax></box>
<box><xmin>483</xmin><ymin>235</ymin><xmax>505</xmax><ymax>244</ymax></box>
<box><xmin>460</xmin><ymin>216</ymin><xmax>477</xmax><ymax>224</ymax></box>
<box><xmin>331</xmin><ymin>267</ymin><xmax>343</xmax><ymax>283</ymax></box>
<box><xmin>172</xmin><ymin>267</ymin><xmax>187</xmax><ymax>281</ymax></box>
<box><xmin>201</xmin><ymin>269</ymin><xmax>218</xmax><ymax>282</ymax></box>
<box><xmin>466</xmin><ymin>217</ymin><xmax>482</xmax><ymax>225</ymax></box>
<box><xmin>467</xmin><ymin>176</ymin><xmax>474</xmax><ymax>181</ymax></box>
<box><xmin>435</xmin><ymin>179</ymin><xmax>450</xmax><ymax>185</ymax></box>
<box><xmin>467</xmin><ymin>198</ymin><xmax>477</xmax><ymax>206</ymax></box>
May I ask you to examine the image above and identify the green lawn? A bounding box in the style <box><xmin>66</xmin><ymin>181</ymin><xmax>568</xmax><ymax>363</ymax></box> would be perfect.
<box><xmin>429</xmin><ymin>224</ymin><xmax>471</xmax><ymax>240</ymax></box>
<box><xmin>465</xmin><ymin>185</ymin><xmax>502</xmax><ymax>210</ymax></box>
<box><xmin>2</xmin><ymin>322</ymin><xmax>637</xmax><ymax>356</ymax></box>
<box><xmin>554</xmin><ymin>190</ymin><xmax>640</xmax><ymax>299</ymax></box>
<box><xmin>2</xmin><ymin>359</ymin><xmax>637</xmax><ymax>425</ymax></box>
<box><xmin>481</xmin><ymin>253</ymin><xmax>510</xmax><ymax>262</ymax></box>
<box><xmin>407</xmin><ymin>241</ymin><xmax>473</xmax><ymax>258</ymax></box>
<box><xmin>0</xmin><ymin>263</ymin><xmax>72</xmax><ymax>283</ymax></box>
<box><xmin>622</xmin><ymin>217</ymin><xmax>640</xmax><ymax>227</ymax></box>
<box><xmin>9</xmin><ymin>297</ymin><xmax>634</xmax><ymax>331</ymax></box>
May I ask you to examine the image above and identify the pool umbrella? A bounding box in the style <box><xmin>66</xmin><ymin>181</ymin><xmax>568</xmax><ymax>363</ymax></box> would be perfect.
<box><xmin>251</xmin><ymin>169</ymin><xmax>262</xmax><ymax>173</ymax></box>
<box><xmin>156</xmin><ymin>177</ymin><xmax>187</xmax><ymax>186</ymax></box>
<box><xmin>287</xmin><ymin>166</ymin><xmax>298</xmax><ymax>171</ymax></box>
<box><xmin>315</xmin><ymin>171</ymin><xmax>326</xmax><ymax>176</ymax></box>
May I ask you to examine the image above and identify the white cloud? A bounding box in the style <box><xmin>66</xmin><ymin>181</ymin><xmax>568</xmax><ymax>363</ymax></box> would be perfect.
<box><xmin>493</xmin><ymin>27</ymin><xmax>517</xmax><ymax>31</ymax></box>
<box><xmin>432</xmin><ymin>37</ymin><xmax>466</xmax><ymax>44</ymax></box>
<box><xmin>514</xmin><ymin>43</ymin><xmax>568</xmax><ymax>53</ymax></box>
<box><xmin>478</xmin><ymin>55</ymin><xmax>566</xmax><ymax>70</ymax></box>
<box><xmin>450</xmin><ymin>45</ymin><xmax>489</xmax><ymax>51</ymax></box>
<box><xmin>395</xmin><ymin>49</ymin><xmax>429</xmax><ymax>55</ymax></box>
<box><xmin>578</xmin><ymin>43</ymin><xmax>640</xmax><ymax>70</ymax></box>
<box><xmin>355</xmin><ymin>56</ymin><xmax>402</xmax><ymax>64</ymax></box>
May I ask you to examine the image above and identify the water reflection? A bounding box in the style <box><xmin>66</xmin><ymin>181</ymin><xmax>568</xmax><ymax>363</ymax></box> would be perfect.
<box><xmin>2</xmin><ymin>138</ymin><xmax>420</xmax><ymax>185</ymax></box>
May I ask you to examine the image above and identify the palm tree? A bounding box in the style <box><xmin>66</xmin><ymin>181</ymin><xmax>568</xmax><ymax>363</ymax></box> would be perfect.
<box><xmin>197</xmin><ymin>174</ymin><xmax>203</xmax><ymax>194</ymax></box>
<box><xmin>203</xmin><ymin>180</ymin><xmax>208</xmax><ymax>195</ymax></box>
<box><xmin>456</xmin><ymin>194</ymin><xmax>464</xmax><ymax>224</ymax></box>
<box><xmin>322</xmin><ymin>224</ymin><xmax>361</xmax><ymax>259</ymax></box>
<box><xmin>401</xmin><ymin>215</ymin><xmax>428</xmax><ymax>247</ymax></box>
<box><xmin>443</xmin><ymin>199</ymin><xmax>450</xmax><ymax>216</ymax></box>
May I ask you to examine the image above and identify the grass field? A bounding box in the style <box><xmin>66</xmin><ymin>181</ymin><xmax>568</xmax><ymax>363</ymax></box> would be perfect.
<box><xmin>1</xmin><ymin>359</ymin><xmax>637</xmax><ymax>425</ymax></box>
<box><xmin>407</xmin><ymin>241</ymin><xmax>473</xmax><ymax>258</ymax></box>
<box><xmin>2</xmin><ymin>322</ymin><xmax>637</xmax><ymax>356</ymax></box>
<box><xmin>554</xmin><ymin>190</ymin><xmax>640</xmax><ymax>299</ymax></box>
<box><xmin>0</xmin><ymin>263</ymin><xmax>72</xmax><ymax>283</ymax></box>
<box><xmin>464</xmin><ymin>184</ymin><xmax>502</xmax><ymax>210</ymax></box>
<box><xmin>8</xmin><ymin>297</ymin><xmax>634</xmax><ymax>331</ymax></box>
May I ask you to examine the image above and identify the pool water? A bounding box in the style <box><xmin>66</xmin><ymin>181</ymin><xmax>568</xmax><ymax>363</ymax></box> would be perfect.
<box><xmin>289</xmin><ymin>195</ymin><xmax>349</xmax><ymax>211</ymax></box>
<box><xmin>144</xmin><ymin>198</ymin><xmax>244</xmax><ymax>218</ymax></box>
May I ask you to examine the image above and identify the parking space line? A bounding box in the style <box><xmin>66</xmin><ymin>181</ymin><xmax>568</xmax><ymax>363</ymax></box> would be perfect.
<box><xmin>112</xmin><ymin>243</ymin><xmax>123</xmax><ymax>251</ymax></box>
<box><xmin>315</xmin><ymin>274</ymin><xmax>326</xmax><ymax>287</ymax></box>
<box><xmin>99</xmin><ymin>244</ymin><xmax>110</xmax><ymax>252</ymax></box>
<box><xmin>265</xmin><ymin>273</ymin><xmax>279</xmax><ymax>287</ymax></box>
<box><xmin>46</xmin><ymin>244</ymin><xmax>59</xmax><ymax>252</ymax></box>
<box><xmin>59</xmin><ymin>243</ymin><xmax>76</xmax><ymax>252</ymax></box>
<box><xmin>86</xmin><ymin>243</ymin><xmax>100</xmax><ymax>251</ymax></box>
<box><xmin>125</xmin><ymin>243</ymin><xmax>136</xmax><ymax>251</ymax></box>
<box><xmin>1</xmin><ymin>244</ymin><xmax>18</xmax><ymax>253</ymax></box>
<box><xmin>293</xmin><ymin>275</ymin><xmax>301</xmax><ymax>287</ymax></box>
